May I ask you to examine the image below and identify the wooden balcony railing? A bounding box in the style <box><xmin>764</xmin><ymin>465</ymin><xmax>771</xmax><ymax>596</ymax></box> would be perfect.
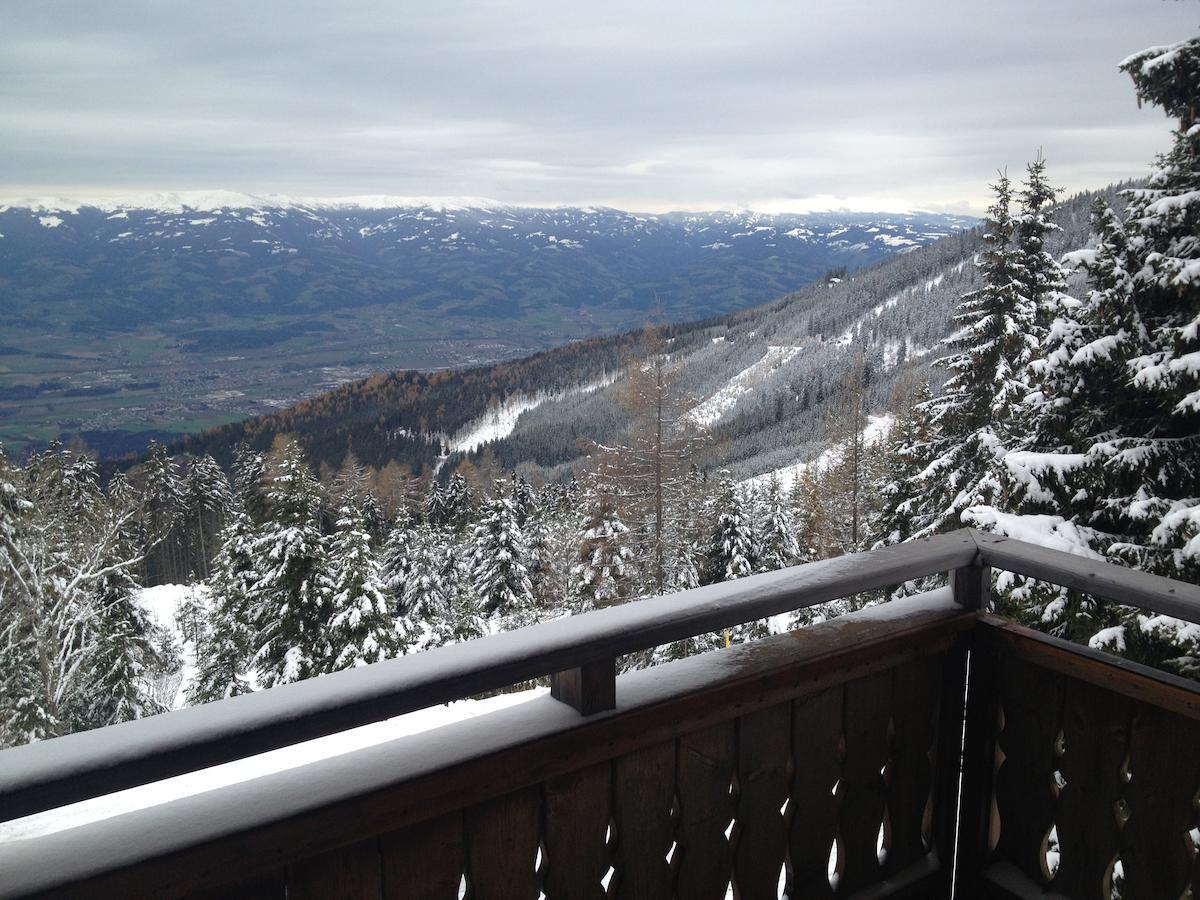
<box><xmin>0</xmin><ymin>529</ymin><xmax>1197</xmax><ymax>899</ymax></box>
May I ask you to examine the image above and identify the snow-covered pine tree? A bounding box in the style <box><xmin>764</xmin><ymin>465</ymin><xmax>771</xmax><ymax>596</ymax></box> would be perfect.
<box><xmin>706</xmin><ymin>472</ymin><xmax>757</xmax><ymax>584</ymax></box>
<box><xmin>789</xmin><ymin>464</ymin><xmax>831</xmax><ymax>562</ymax></box>
<box><xmin>872</xmin><ymin>378</ymin><xmax>934</xmax><ymax>548</ymax></box>
<box><xmin>359</xmin><ymin>490</ymin><xmax>387</xmax><ymax>547</ymax></box>
<box><xmin>399</xmin><ymin>523</ymin><xmax>451</xmax><ymax>649</ymax></box>
<box><xmin>232</xmin><ymin>443</ymin><xmax>269</xmax><ymax>526</ymax></box>
<box><xmin>70</xmin><ymin>566</ymin><xmax>163</xmax><ymax>730</ymax></box>
<box><xmin>442</xmin><ymin>474</ymin><xmax>473</xmax><ymax>530</ymax></box>
<box><xmin>138</xmin><ymin>441</ymin><xmax>187</xmax><ymax>585</ymax></box>
<box><xmin>1106</xmin><ymin>37</ymin><xmax>1200</xmax><ymax>589</ymax></box>
<box><xmin>987</xmin><ymin>38</ymin><xmax>1200</xmax><ymax>675</ymax></box>
<box><xmin>667</xmin><ymin>465</ymin><xmax>711</xmax><ymax>591</ymax></box>
<box><xmin>0</xmin><ymin>443</ymin><xmax>149</xmax><ymax>745</ymax></box>
<box><xmin>469</xmin><ymin>480</ymin><xmax>534</xmax><ymax>626</ymax></box>
<box><xmin>380</xmin><ymin>508</ymin><xmax>419</xmax><ymax>614</ymax></box>
<box><xmin>911</xmin><ymin>173</ymin><xmax>1037</xmax><ymax>536</ymax></box>
<box><xmin>424</xmin><ymin>479</ymin><xmax>447</xmax><ymax>527</ymax></box>
<box><xmin>1014</xmin><ymin>153</ymin><xmax>1068</xmax><ymax>333</ymax></box>
<box><xmin>182</xmin><ymin>454</ymin><xmax>232</xmax><ymax>580</ymax></box>
<box><xmin>511</xmin><ymin>472</ymin><xmax>536</xmax><ymax>527</ymax></box>
<box><xmin>756</xmin><ymin>474</ymin><xmax>800</xmax><ymax>573</ymax></box>
<box><xmin>532</xmin><ymin>499</ymin><xmax>577</xmax><ymax>610</ymax></box>
<box><xmin>572</xmin><ymin>490</ymin><xmax>636</xmax><ymax>611</ymax></box>
<box><xmin>189</xmin><ymin>509</ymin><xmax>258</xmax><ymax>703</ymax></box>
<box><xmin>324</xmin><ymin>504</ymin><xmax>398</xmax><ymax>670</ymax></box>
<box><xmin>250</xmin><ymin>439</ymin><xmax>329</xmax><ymax>687</ymax></box>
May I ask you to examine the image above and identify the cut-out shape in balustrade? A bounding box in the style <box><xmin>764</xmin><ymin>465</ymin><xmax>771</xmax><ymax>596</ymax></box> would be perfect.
<box><xmin>837</xmin><ymin>670</ymin><xmax>893</xmax><ymax>895</ymax></box>
<box><xmin>1107</xmin><ymin>854</ymin><xmax>1124</xmax><ymax>900</ymax></box>
<box><xmin>611</xmin><ymin>741</ymin><xmax>675</xmax><ymax>899</ymax></box>
<box><xmin>542</xmin><ymin>763</ymin><xmax>611</xmax><ymax>900</ymax></box>
<box><xmin>1119</xmin><ymin>704</ymin><xmax>1200</xmax><ymax>899</ymax></box>
<box><xmin>788</xmin><ymin>686</ymin><xmax>843</xmax><ymax>900</ymax></box>
<box><xmin>992</xmin><ymin>654</ymin><xmax>1066</xmax><ymax>887</ymax></box>
<box><xmin>732</xmin><ymin>704</ymin><xmax>791</xmax><ymax>900</ymax></box>
<box><xmin>884</xmin><ymin>656</ymin><xmax>941</xmax><ymax>875</ymax></box>
<box><xmin>1054</xmin><ymin>680</ymin><xmax>1130</xmax><ymax>900</ymax></box>
<box><xmin>827</xmin><ymin>835</ymin><xmax>843</xmax><ymax>894</ymax></box>
<box><xmin>1042</xmin><ymin>823</ymin><xmax>1060</xmax><ymax>881</ymax></box>
<box><xmin>675</xmin><ymin>721</ymin><xmax>737</xmax><ymax>900</ymax></box>
<box><xmin>464</xmin><ymin>787</ymin><xmax>542</xmax><ymax>900</ymax></box>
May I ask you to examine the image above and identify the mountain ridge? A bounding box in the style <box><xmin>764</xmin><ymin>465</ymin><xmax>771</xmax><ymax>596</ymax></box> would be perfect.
<box><xmin>0</xmin><ymin>198</ymin><xmax>973</xmax><ymax>456</ymax></box>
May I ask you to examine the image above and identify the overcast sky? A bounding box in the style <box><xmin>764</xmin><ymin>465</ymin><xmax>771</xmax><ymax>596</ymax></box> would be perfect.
<box><xmin>1</xmin><ymin>1</ymin><xmax>1196</xmax><ymax>214</ymax></box>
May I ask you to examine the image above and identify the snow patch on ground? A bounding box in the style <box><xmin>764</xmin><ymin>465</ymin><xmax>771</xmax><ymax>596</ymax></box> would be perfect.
<box><xmin>449</xmin><ymin>375</ymin><xmax>616</xmax><ymax>454</ymax></box>
<box><xmin>136</xmin><ymin>584</ymin><xmax>209</xmax><ymax>710</ymax></box>
<box><xmin>691</xmin><ymin>346</ymin><xmax>804</xmax><ymax>427</ymax></box>
<box><xmin>741</xmin><ymin>415</ymin><xmax>893</xmax><ymax>493</ymax></box>
<box><xmin>37</xmin><ymin>215</ymin><xmax>63</xmax><ymax>228</ymax></box>
<box><xmin>0</xmin><ymin>689</ymin><xmax>545</xmax><ymax>843</ymax></box>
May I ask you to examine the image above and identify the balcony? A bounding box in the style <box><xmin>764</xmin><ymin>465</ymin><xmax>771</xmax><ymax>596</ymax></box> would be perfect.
<box><xmin>1</xmin><ymin>529</ymin><xmax>1198</xmax><ymax>899</ymax></box>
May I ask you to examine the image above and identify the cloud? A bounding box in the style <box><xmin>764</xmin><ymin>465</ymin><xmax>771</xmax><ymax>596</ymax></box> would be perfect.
<box><xmin>0</xmin><ymin>0</ymin><xmax>1193</xmax><ymax>213</ymax></box>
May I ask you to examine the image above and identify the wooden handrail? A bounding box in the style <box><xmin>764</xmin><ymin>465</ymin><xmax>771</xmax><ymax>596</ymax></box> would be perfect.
<box><xmin>2</xmin><ymin>526</ymin><xmax>1196</xmax><ymax>829</ymax></box>
<box><xmin>0</xmin><ymin>530</ymin><xmax>979</xmax><ymax>823</ymax></box>
<box><xmin>0</xmin><ymin>592</ymin><xmax>974</xmax><ymax>900</ymax></box>
<box><xmin>972</xmin><ymin>530</ymin><xmax>1200</xmax><ymax>624</ymax></box>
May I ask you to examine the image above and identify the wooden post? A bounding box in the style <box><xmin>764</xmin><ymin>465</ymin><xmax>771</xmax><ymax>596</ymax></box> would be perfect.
<box><xmin>951</xmin><ymin>562</ymin><xmax>992</xmax><ymax>612</ymax></box>
<box><xmin>550</xmin><ymin>658</ymin><xmax>617</xmax><ymax>715</ymax></box>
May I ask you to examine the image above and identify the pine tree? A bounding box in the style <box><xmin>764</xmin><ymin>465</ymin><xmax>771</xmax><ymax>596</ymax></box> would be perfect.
<box><xmin>756</xmin><ymin>474</ymin><xmax>800</xmax><ymax>573</ymax></box>
<box><xmin>823</xmin><ymin>354</ymin><xmax>874</xmax><ymax>552</ymax></box>
<box><xmin>183</xmin><ymin>454</ymin><xmax>232</xmax><ymax>580</ymax></box>
<box><xmin>325</xmin><ymin>504</ymin><xmax>398</xmax><ymax>670</ymax></box>
<box><xmin>380</xmin><ymin>509</ymin><xmax>420</xmax><ymax>615</ymax></box>
<box><xmin>72</xmin><ymin>568</ymin><xmax>162</xmax><ymax>730</ymax></box>
<box><xmin>591</xmin><ymin>328</ymin><xmax>707</xmax><ymax>593</ymax></box>
<box><xmin>992</xmin><ymin>39</ymin><xmax>1200</xmax><ymax>674</ymax></box>
<box><xmin>424</xmin><ymin>480</ymin><xmax>447</xmax><ymax>527</ymax></box>
<box><xmin>138</xmin><ymin>442</ymin><xmax>187</xmax><ymax>584</ymax></box>
<box><xmin>399</xmin><ymin>524</ymin><xmax>451</xmax><ymax>649</ymax></box>
<box><xmin>706</xmin><ymin>472</ymin><xmax>757</xmax><ymax>583</ymax></box>
<box><xmin>250</xmin><ymin>439</ymin><xmax>329</xmax><ymax>687</ymax></box>
<box><xmin>470</xmin><ymin>481</ymin><xmax>534</xmax><ymax>625</ymax></box>
<box><xmin>1014</xmin><ymin>153</ymin><xmax>1068</xmax><ymax>333</ymax></box>
<box><xmin>872</xmin><ymin>379</ymin><xmax>934</xmax><ymax>548</ymax></box>
<box><xmin>668</xmin><ymin>465</ymin><xmax>711</xmax><ymax>591</ymax></box>
<box><xmin>572</xmin><ymin>491</ymin><xmax>636</xmax><ymax>610</ymax></box>
<box><xmin>912</xmin><ymin>173</ymin><xmax>1037</xmax><ymax>536</ymax></box>
<box><xmin>0</xmin><ymin>443</ymin><xmax>151</xmax><ymax>745</ymax></box>
<box><xmin>232</xmin><ymin>443</ymin><xmax>269</xmax><ymax>526</ymax></box>
<box><xmin>190</xmin><ymin>510</ymin><xmax>258</xmax><ymax>703</ymax></box>
<box><xmin>442</xmin><ymin>474</ymin><xmax>473</xmax><ymax>530</ymax></box>
<box><xmin>789</xmin><ymin>464</ymin><xmax>831</xmax><ymax>562</ymax></box>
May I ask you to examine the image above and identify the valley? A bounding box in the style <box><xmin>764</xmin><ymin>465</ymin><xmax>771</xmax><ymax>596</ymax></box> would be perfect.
<box><xmin>0</xmin><ymin>194</ymin><xmax>972</xmax><ymax>456</ymax></box>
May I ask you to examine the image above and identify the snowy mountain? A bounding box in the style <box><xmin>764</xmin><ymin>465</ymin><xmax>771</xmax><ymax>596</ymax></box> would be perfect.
<box><xmin>0</xmin><ymin>194</ymin><xmax>973</xmax><ymax>456</ymax></box>
<box><xmin>169</xmin><ymin>185</ymin><xmax>1110</xmax><ymax>485</ymax></box>
<box><xmin>0</xmin><ymin>195</ymin><xmax>972</xmax><ymax>330</ymax></box>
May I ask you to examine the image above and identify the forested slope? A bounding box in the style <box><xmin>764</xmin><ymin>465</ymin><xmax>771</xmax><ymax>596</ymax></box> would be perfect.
<box><xmin>164</xmin><ymin>185</ymin><xmax>1117</xmax><ymax>484</ymax></box>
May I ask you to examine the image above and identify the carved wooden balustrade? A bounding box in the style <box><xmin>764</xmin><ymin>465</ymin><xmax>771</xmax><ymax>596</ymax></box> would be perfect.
<box><xmin>0</xmin><ymin>529</ymin><xmax>1197</xmax><ymax>899</ymax></box>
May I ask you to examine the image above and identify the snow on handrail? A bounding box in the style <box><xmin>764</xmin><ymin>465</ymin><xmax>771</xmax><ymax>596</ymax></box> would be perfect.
<box><xmin>0</xmin><ymin>530</ymin><xmax>979</xmax><ymax>824</ymax></box>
